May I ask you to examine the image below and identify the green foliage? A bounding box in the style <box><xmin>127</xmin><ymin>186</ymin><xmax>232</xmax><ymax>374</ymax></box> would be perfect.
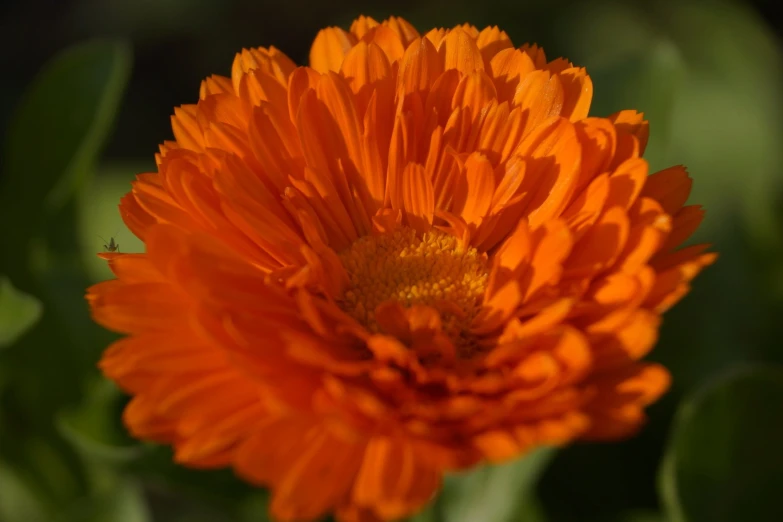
<box><xmin>536</xmin><ymin>3</ymin><xmax>783</xmax><ymax>520</ymax></box>
<box><xmin>438</xmin><ymin>448</ymin><xmax>554</xmax><ymax>522</ymax></box>
<box><xmin>410</xmin><ymin>448</ymin><xmax>555</xmax><ymax>522</ymax></box>
<box><xmin>78</xmin><ymin>163</ymin><xmax>149</xmax><ymax>283</ymax></box>
<box><xmin>659</xmin><ymin>366</ymin><xmax>783</xmax><ymax>522</ymax></box>
<box><xmin>0</xmin><ymin>277</ymin><xmax>42</xmax><ymax>349</ymax></box>
<box><xmin>0</xmin><ymin>461</ymin><xmax>48</xmax><ymax>522</ymax></box>
<box><xmin>0</xmin><ymin>39</ymin><xmax>135</xmax><ymax>522</ymax></box>
<box><xmin>0</xmin><ymin>40</ymin><xmax>131</xmax><ymax>280</ymax></box>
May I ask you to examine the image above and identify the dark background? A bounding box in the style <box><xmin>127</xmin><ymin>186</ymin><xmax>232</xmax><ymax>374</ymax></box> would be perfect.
<box><xmin>2</xmin><ymin>0</ymin><xmax>781</xmax><ymax>161</ymax></box>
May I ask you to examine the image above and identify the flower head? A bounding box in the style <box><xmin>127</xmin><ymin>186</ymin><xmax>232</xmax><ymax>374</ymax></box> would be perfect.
<box><xmin>88</xmin><ymin>15</ymin><xmax>715</xmax><ymax>522</ymax></box>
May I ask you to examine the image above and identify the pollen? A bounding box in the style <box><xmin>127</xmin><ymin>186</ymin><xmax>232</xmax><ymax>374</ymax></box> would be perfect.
<box><xmin>337</xmin><ymin>228</ymin><xmax>489</xmax><ymax>343</ymax></box>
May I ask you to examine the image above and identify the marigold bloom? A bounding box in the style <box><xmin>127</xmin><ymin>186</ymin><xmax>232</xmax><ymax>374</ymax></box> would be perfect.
<box><xmin>88</xmin><ymin>15</ymin><xmax>715</xmax><ymax>521</ymax></box>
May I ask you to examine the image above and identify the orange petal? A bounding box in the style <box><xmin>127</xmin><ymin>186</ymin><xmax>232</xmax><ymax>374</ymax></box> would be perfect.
<box><xmin>231</xmin><ymin>46</ymin><xmax>296</xmax><ymax>91</ymax></box>
<box><xmin>350</xmin><ymin>15</ymin><xmax>380</xmax><ymax>39</ymax></box>
<box><xmin>513</xmin><ymin>71</ymin><xmax>565</xmax><ymax>135</ymax></box>
<box><xmin>562</xmin><ymin>173</ymin><xmax>610</xmax><ymax>242</ymax></box>
<box><xmin>574</xmin><ymin>118</ymin><xmax>617</xmax><ymax>191</ymax></box>
<box><xmin>375</xmin><ymin>300</ymin><xmax>412</xmax><ymax>342</ymax></box>
<box><xmin>310</xmin><ymin>27</ymin><xmax>357</xmax><ymax>73</ymax></box>
<box><xmin>171</xmin><ymin>105</ymin><xmax>205</xmax><ymax>152</ymax></box>
<box><xmin>439</xmin><ymin>27</ymin><xmax>485</xmax><ymax>75</ymax></box>
<box><xmin>383</xmin><ymin>16</ymin><xmax>421</xmax><ymax>48</ymax></box>
<box><xmin>371</xmin><ymin>208</ymin><xmax>403</xmax><ymax>235</ymax></box>
<box><xmin>476</xmin><ymin>26</ymin><xmax>513</xmax><ymax>67</ymax></box>
<box><xmin>235</xmin><ymin>419</ymin><xmax>364</xmax><ymax>520</ymax></box>
<box><xmin>493</xmin><ymin>219</ymin><xmax>532</xmax><ymax>275</ymax></box>
<box><xmin>476</xmin><ymin>101</ymin><xmax>511</xmax><ymax>164</ymax></box>
<box><xmin>485</xmin><ymin>218</ymin><xmax>531</xmax><ymax>298</ymax></box>
<box><xmin>452</xmin><ymin>70</ymin><xmax>497</xmax><ymax>114</ymax></box>
<box><xmin>248</xmin><ymin>104</ymin><xmax>302</xmax><ymax>185</ymax></box>
<box><xmin>616</xmin><ymin>200</ymin><xmax>671</xmax><ymax>273</ymax></box>
<box><xmin>118</xmin><ymin>191</ymin><xmax>156</xmax><ymax>241</ymax></box>
<box><xmin>342</xmin><ymin>41</ymin><xmax>392</xmax><ymax>93</ymax></box>
<box><xmin>270</xmin><ymin>431</ymin><xmax>364</xmax><ymax>520</ymax></box>
<box><xmin>609</xmin><ymin>109</ymin><xmax>649</xmax><ymax>156</ymax></box>
<box><xmin>352</xmin><ymin>437</ymin><xmax>441</xmax><ymax>520</ymax></box>
<box><xmin>425</xmin><ymin>69</ymin><xmax>461</xmax><ymax>126</ymax></box>
<box><xmin>646</xmin><ymin>249</ymin><xmax>716</xmax><ymax>312</ymax></box>
<box><xmin>516</xmin><ymin>118</ymin><xmax>582</xmax><ymax>228</ymax></box>
<box><xmin>522</xmin><ymin>220</ymin><xmax>573</xmax><ymax>301</ymax></box>
<box><xmin>565</xmin><ymin>206</ymin><xmax>630</xmax><ymax>279</ymax></box>
<box><xmin>402</xmin><ymin>163</ymin><xmax>434</xmax><ymax>233</ymax></box>
<box><xmin>472</xmin><ymin>279</ymin><xmax>523</xmax><ymax>334</ymax></box>
<box><xmin>490</xmin><ymin>48</ymin><xmax>536</xmax><ymax>104</ymax></box>
<box><xmin>557</xmin><ymin>67</ymin><xmax>592</xmax><ymax>121</ymax></box>
<box><xmin>581</xmin><ymin>363</ymin><xmax>670</xmax><ymax>440</ymax></box>
<box><xmin>236</xmin><ymin>68</ymin><xmax>289</xmax><ymax>109</ymax></box>
<box><xmin>399</xmin><ymin>38</ymin><xmax>443</xmax><ymax>95</ymax></box>
<box><xmin>641</xmin><ymin>165</ymin><xmax>693</xmax><ymax>215</ymax></box>
<box><xmin>520</xmin><ymin>43</ymin><xmax>548</xmax><ymax>68</ymax></box>
<box><xmin>606</xmin><ymin>157</ymin><xmax>649</xmax><ymax>210</ymax></box>
<box><xmin>365</xmin><ymin>25</ymin><xmax>406</xmax><ymax>65</ymax></box>
<box><xmin>453</xmin><ymin>152</ymin><xmax>495</xmax><ymax>226</ymax></box>
<box><xmin>287</xmin><ymin>66</ymin><xmax>321</xmax><ymax>124</ymax></box>
<box><xmin>317</xmin><ymin>72</ymin><xmax>364</xmax><ymax>171</ymax></box>
<box><xmin>199</xmin><ymin>74</ymin><xmax>234</xmax><ymax>99</ymax></box>
<box><xmin>660</xmin><ymin>205</ymin><xmax>705</xmax><ymax>252</ymax></box>
<box><xmin>88</xmin><ymin>279</ymin><xmax>188</xmax><ymax>335</ymax></box>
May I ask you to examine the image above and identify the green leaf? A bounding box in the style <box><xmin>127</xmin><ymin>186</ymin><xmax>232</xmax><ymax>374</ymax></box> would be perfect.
<box><xmin>57</xmin><ymin>479</ymin><xmax>151</xmax><ymax>522</ymax></box>
<box><xmin>0</xmin><ymin>276</ymin><xmax>43</xmax><ymax>348</ymax></box>
<box><xmin>92</xmin><ymin>482</ymin><xmax>151</xmax><ymax>522</ymax></box>
<box><xmin>57</xmin><ymin>378</ymin><xmax>145</xmax><ymax>465</ymax></box>
<box><xmin>659</xmin><ymin>365</ymin><xmax>783</xmax><ymax>522</ymax></box>
<box><xmin>558</xmin><ymin>1</ymin><xmax>686</xmax><ymax>169</ymax></box>
<box><xmin>238</xmin><ymin>492</ymin><xmax>272</xmax><ymax>522</ymax></box>
<box><xmin>0</xmin><ymin>461</ymin><xmax>49</xmax><ymax>522</ymax></box>
<box><xmin>438</xmin><ymin>447</ymin><xmax>556</xmax><ymax>522</ymax></box>
<box><xmin>79</xmin><ymin>162</ymin><xmax>150</xmax><ymax>283</ymax></box>
<box><xmin>538</xmin><ymin>4</ymin><xmax>783</xmax><ymax>518</ymax></box>
<box><xmin>560</xmin><ymin>0</ymin><xmax>783</xmax><ymax>239</ymax></box>
<box><xmin>0</xmin><ymin>40</ymin><xmax>131</xmax><ymax>281</ymax></box>
<box><xmin>0</xmin><ymin>40</ymin><xmax>132</xmax><ymax>424</ymax></box>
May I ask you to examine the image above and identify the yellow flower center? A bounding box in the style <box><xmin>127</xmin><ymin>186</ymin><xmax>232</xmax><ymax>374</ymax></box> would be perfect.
<box><xmin>337</xmin><ymin>228</ymin><xmax>489</xmax><ymax>347</ymax></box>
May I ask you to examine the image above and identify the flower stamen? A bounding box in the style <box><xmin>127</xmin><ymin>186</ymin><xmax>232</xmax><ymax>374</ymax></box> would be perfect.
<box><xmin>337</xmin><ymin>228</ymin><xmax>489</xmax><ymax>346</ymax></box>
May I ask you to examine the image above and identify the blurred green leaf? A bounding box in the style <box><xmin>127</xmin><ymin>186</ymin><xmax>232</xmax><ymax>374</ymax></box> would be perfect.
<box><xmin>93</xmin><ymin>482</ymin><xmax>151</xmax><ymax>522</ymax></box>
<box><xmin>0</xmin><ymin>40</ymin><xmax>131</xmax><ymax>280</ymax></box>
<box><xmin>0</xmin><ymin>276</ymin><xmax>43</xmax><ymax>348</ymax></box>
<box><xmin>438</xmin><ymin>447</ymin><xmax>556</xmax><ymax>522</ymax></box>
<box><xmin>127</xmin><ymin>447</ymin><xmax>261</xmax><ymax>520</ymax></box>
<box><xmin>79</xmin><ymin>162</ymin><xmax>150</xmax><ymax>283</ymax></box>
<box><xmin>0</xmin><ymin>39</ymin><xmax>132</xmax><ymax>407</ymax></box>
<box><xmin>58</xmin><ymin>479</ymin><xmax>151</xmax><ymax>522</ymax></box>
<box><xmin>407</xmin><ymin>502</ymin><xmax>440</xmax><ymax>522</ymax></box>
<box><xmin>659</xmin><ymin>365</ymin><xmax>783</xmax><ymax>522</ymax></box>
<box><xmin>0</xmin><ymin>39</ymin><xmax>133</xmax><ymax>520</ymax></box>
<box><xmin>562</xmin><ymin>0</ymin><xmax>783</xmax><ymax>240</ymax></box>
<box><xmin>57</xmin><ymin>378</ymin><xmax>145</xmax><ymax>465</ymax></box>
<box><xmin>559</xmin><ymin>1</ymin><xmax>685</xmax><ymax>168</ymax></box>
<box><xmin>538</xmin><ymin>3</ymin><xmax>783</xmax><ymax>519</ymax></box>
<box><xmin>238</xmin><ymin>492</ymin><xmax>272</xmax><ymax>522</ymax></box>
<box><xmin>0</xmin><ymin>436</ymin><xmax>87</xmax><ymax>510</ymax></box>
<box><xmin>0</xmin><ymin>461</ymin><xmax>48</xmax><ymax>522</ymax></box>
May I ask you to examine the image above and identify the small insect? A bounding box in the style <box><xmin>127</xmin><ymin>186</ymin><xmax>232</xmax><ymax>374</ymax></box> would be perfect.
<box><xmin>99</xmin><ymin>233</ymin><xmax>120</xmax><ymax>253</ymax></box>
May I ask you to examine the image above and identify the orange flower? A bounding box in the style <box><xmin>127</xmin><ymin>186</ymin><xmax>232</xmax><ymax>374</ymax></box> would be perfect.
<box><xmin>87</xmin><ymin>16</ymin><xmax>715</xmax><ymax>522</ymax></box>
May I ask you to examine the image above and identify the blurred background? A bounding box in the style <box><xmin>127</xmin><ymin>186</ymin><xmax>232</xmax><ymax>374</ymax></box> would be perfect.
<box><xmin>1</xmin><ymin>0</ymin><xmax>782</xmax><ymax>521</ymax></box>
